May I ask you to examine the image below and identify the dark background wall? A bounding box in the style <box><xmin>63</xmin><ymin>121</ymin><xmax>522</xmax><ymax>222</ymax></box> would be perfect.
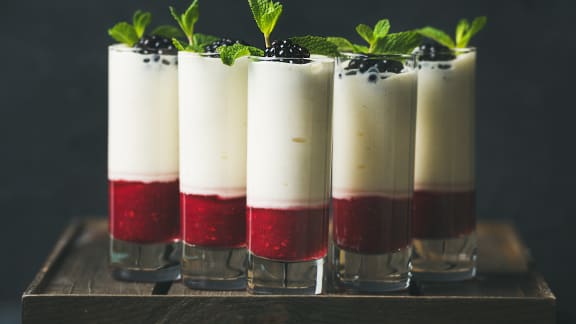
<box><xmin>1</xmin><ymin>0</ymin><xmax>575</xmax><ymax>322</ymax></box>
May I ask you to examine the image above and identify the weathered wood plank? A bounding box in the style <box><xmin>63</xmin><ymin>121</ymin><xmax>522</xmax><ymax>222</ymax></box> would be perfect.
<box><xmin>22</xmin><ymin>218</ymin><xmax>556</xmax><ymax>324</ymax></box>
<box><xmin>35</xmin><ymin>218</ymin><xmax>155</xmax><ymax>295</ymax></box>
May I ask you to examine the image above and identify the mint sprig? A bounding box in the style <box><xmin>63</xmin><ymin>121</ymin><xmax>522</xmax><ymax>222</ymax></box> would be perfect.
<box><xmin>172</xmin><ymin>33</ymin><xmax>219</xmax><ymax>52</ymax></box>
<box><xmin>248</xmin><ymin>0</ymin><xmax>283</xmax><ymax>48</ymax></box>
<box><xmin>417</xmin><ymin>16</ymin><xmax>487</xmax><ymax>49</ymax></box>
<box><xmin>328</xmin><ymin>19</ymin><xmax>421</xmax><ymax>55</ymax></box>
<box><xmin>108</xmin><ymin>10</ymin><xmax>151</xmax><ymax>46</ymax></box>
<box><xmin>456</xmin><ymin>16</ymin><xmax>487</xmax><ymax>48</ymax></box>
<box><xmin>108</xmin><ymin>10</ymin><xmax>181</xmax><ymax>47</ymax></box>
<box><xmin>218</xmin><ymin>44</ymin><xmax>264</xmax><ymax>65</ymax></box>
<box><xmin>373</xmin><ymin>31</ymin><xmax>423</xmax><ymax>54</ymax></box>
<box><xmin>109</xmin><ymin>22</ymin><xmax>139</xmax><ymax>47</ymax></box>
<box><xmin>290</xmin><ymin>36</ymin><xmax>340</xmax><ymax>57</ymax></box>
<box><xmin>132</xmin><ymin>10</ymin><xmax>151</xmax><ymax>39</ymax></box>
<box><xmin>417</xmin><ymin>27</ymin><xmax>455</xmax><ymax>48</ymax></box>
<box><xmin>170</xmin><ymin>0</ymin><xmax>200</xmax><ymax>46</ymax></box>
<box><xmin>152</xmin><ymin>25</ymin><xmax>183</xmax><ymax>39</ymax></box>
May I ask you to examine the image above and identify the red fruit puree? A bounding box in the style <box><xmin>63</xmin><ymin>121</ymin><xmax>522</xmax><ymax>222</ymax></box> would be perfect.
<box><xmin>333</xmin><ymin>196</ymin><xmax>411</xmax><ymax>254</ymax></box>
<box><xmin>412</xmin><ymin>190</ymin><xmax>475</xmax><ymax>239</ymax></box>
<box><xmin>181</xmin><ymin>193</ymin><xmax>246</xmax><ymax>248</ymax></box>
<box><xmin>109</xmin><ymin>180</ymin><xmax>180</xmax><ymax>243</ymax></box>
<box><xmin>247</xmin><ymin>207</ymin><xmax>329</xmax><ymax>262</ymax></box>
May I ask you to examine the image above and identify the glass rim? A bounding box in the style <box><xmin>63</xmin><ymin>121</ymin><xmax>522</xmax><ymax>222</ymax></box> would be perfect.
<box><xmin>248</xmin><ymin>55</ymin><xmax>334</xmax><ymax>63</ymax></box>
<box><xmin>337</xmin><ymin>52</ymin><xmax>416</xmax><ymax>61</ymax></box>
<box><xmin>414</xmin><ymin>46</ymin><xmax>477</xmax><ymax>54</ymax></box>
<box><xmin>177</xmin><ymin>51</ymin><xmax>223</xmax><ymax>58</ymax></box>
<box><xmin>108</xmin><ymin>43</ymin><xmax>177</xmax><ymax>56</ymax></box>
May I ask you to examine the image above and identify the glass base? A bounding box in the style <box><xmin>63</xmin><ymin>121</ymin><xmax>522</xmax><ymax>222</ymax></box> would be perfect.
<box><xmin>332</xmin><ymin>245</ymin><xmax>411</xmax><ymax>293</ymax></box>
<box><xmin>109</xmin><ymin>237</ymin><xmax>181</xmax><ymax>282</ymax></box>
<box><xmin>182</xmin><ymin>243</ymin><xmax>247</xmax><ymax>290</ymax></box>
<box><xmin>247</xmin><ymin>252</ymin><xmax>325</xmax><ymax>295</ymax></box>
<box><xmin>412</xmin><ymin>232</ymin><xmax>477</xmax><ymax>282</ymax></box>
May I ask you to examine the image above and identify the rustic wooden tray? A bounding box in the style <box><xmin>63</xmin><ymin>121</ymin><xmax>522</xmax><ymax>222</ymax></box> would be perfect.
<box><xmin>22</xmin><ymin>218</ymin><xmax>555</xmax><ymax>324</ymax></box>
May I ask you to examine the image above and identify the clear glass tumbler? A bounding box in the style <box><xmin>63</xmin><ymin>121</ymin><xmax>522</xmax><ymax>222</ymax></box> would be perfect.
<box><xmin>108</xmin><ymin>44</ymin><xmax>180</xmax><ymax>282</ymax></box>
<box><xmin>178</xmin><ymin>52</ymin><xmax>249</xmax><ymax>290</ymax></box>
<box><xmin>331</xmin><ymin>53</ymin><xmax>417</xmax><ymax>292</ymax></box>
<box><xmin>246</xmin><ymin>56</ymin><xmax>334</xmax><ymax>294</ymax></box>
<box><xmin>412</xmin><ymin>47</ymin><xmax>477</xmax><ymax>281</ymax></box>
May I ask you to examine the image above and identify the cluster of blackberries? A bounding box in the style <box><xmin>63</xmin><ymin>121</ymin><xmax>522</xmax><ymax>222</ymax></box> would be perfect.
<box><xmin>418</xmin><ymin>43</ymin><xmax>455</xmax><ymax>61</ymax></box>
<box><xmin>134</xmin><ymin>35</ymin><xmax>177</xmax><ymax>55</ymax></box>
<box><xmin>204</xmin><ymin>38</ymin><xmax>247</xmax><ymax>53</ymax></box>
<box><xmin>346</xmin><ymin>57</ymin><xmax>404</xmax><ymax>74</ymax></box>
<box><xmin>265</xmin><ymin>39</ymin><xmax>310</xmax><ymax>64</ymax></box>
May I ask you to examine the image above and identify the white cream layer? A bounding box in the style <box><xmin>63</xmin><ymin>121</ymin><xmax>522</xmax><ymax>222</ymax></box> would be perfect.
<box><xmin>178</xmin><ymin>53</ymin><xmax>248</xmax><ymax>198</ymax></box>
<box><xmin>414</xmin><ymin>51</ymin><xmax>476</xmax><ymax>191</ymax></box>
<box><xmin>332</xmin><ymin>68</ymin><xmax>417</xmax><ymax>199</ymax></box>
<box><xmin>246</xmin><ymin>58</ymin><xmax>334</xmax><ymax>208</ymax></box>
<box><xmin>108</xmin><ymin>45</ymin><xmax>179</xmax><ymax>182</ymax></box>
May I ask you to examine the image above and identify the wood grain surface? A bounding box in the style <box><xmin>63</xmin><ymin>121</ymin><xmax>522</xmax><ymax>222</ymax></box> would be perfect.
<box><xmin>22</xmin><ymin>218</ymin><xmax>556</xmax><ymax>324</ymax></box>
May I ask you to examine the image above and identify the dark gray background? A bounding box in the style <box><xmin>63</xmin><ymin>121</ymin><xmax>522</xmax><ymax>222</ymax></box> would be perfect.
<box><xmin>1</xmin><ymin>0</ymin><xmax>575</xmax><ymax>322</ymax></box>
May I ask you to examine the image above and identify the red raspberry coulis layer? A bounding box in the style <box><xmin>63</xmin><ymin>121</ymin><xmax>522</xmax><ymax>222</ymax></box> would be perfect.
<box><xmin>247</xmin><ymin>206</ymin><xmax>329</xmax><ymax>262</ymax></box>
<box><xmin>109</xmin><ymin>180</ymin><xmax>180</xmax><ymax>243</ymax></box>
<box><xmin>181</xmin><ymin>193</ymin><xmax>246</xmax><ymax>248</ymax></box>
<box><xmin>333</xmin><ymin>196</ymin><xmax>411</xmax><ymax>254</ymax></box>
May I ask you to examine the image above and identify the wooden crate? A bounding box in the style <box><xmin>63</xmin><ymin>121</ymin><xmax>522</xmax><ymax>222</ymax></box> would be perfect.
<box><xmin>22</xmin><ymin>219</ymin><xmax>555</xmax><ymax>324</ymax></box>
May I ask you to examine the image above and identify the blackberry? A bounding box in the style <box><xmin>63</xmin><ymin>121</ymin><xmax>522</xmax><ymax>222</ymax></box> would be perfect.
<box><xmin>346</xmin><ymin>57</ymin><xmax>404</xmax><ymax>74</ymax></box>
<box><xmin>134</xmin><ymin>35</ymin><xmax>177</xmax><ymax>55</ymax></box>
<box><xmin>418</xmin><ymin>43</ymin><xmax>455</xmax><ymax>61</ymax></box>
<box><xmin>204</xmin><ymin>38</ymin><xmax>247</xmax><ymax>53</ymax></box>
<box><xmin>264</xmin><ymin>39</ymin><xmax>310</xmax><ymax>64</ymax></box>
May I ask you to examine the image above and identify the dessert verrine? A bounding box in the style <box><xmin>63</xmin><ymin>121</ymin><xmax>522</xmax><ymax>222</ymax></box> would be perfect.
<box><xmin>107</xmin><ymin>11</ymin><xmax>181</xmax><ymax>281</ymax></box>
<box><xmin>247</xmin><ymin>52</ymin><xmax>333</xmax><ymax>262</ymax></box>
<box><xmin>178</xmin><ymin>39</ymin><xmax>249</xmax><ymax>290</ymax></box>
<box><xmin>412</xmin><ymin>17</ymin><xmax>485</xmax><ymax>282</ymax></box>
<box><xmin>413</xmin><ymin>45</ymin><xmax>476</xmax><ymax>240</ymax></box>
<box><xmin>108</xmin><ymin>39</ymin><xmax>180</xmax><ymax>281</ymax></box>
<box><xmin>332</xmin><ymin>53</ymin><xmax>417</xmax><ymax>292</ymax></box>
<box><xmin>246</xmin><ymin>43</ymin><xmax>334</xmax><ymax>294</ymax></box>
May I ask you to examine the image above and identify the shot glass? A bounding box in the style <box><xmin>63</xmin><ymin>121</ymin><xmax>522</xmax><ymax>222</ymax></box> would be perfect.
<box><xmin>331</xmin><ymin>54</ymin><xmax>417</xmax><ymax>292</ymax></box>
<box><xmin>179</xmin><ymin>52</ymin><xmax>249</xmax><ymax>290</ymax></box>
<box><xmin>246</xmin><ymin>56</ymin><xmax>334</xmax><ymax>294</ymax></box>
<box><xmin>412</xmin><ymin>47</ymin><xmax>477</xmax><ymax>281</ymax></box>
<box><xmin>108</xmin><ymin>44</ymin><xmax>180</xmax><ymax>282</ymax></box>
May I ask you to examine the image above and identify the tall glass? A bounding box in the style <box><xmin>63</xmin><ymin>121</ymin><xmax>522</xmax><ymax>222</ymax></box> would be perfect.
<box><xmin>179</xmin><ymin>52</ymin><xmax>248</xmax><ymax>290</ymax></box>
<box><xmin>108</xmin><ymin>44</ymin><xmax>180</xmax><ymax>281</ymax></box>
<box><xmin>246</xmin><ymin>56</ymin><xmax>334</xmax><ymax>294</ymax></box>
<box><xmin>413</xmin><ymin>47</ymin><xmax>477</xmax><ymax>281</ymax></box>
<box><xmin>331</xmin><ymin>54</ymin><xmax>417</xmax><ymax>292</ymax></box>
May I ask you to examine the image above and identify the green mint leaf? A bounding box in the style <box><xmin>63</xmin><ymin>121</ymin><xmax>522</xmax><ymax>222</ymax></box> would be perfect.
<box><xmin>373</xmin><ymin>19</ymin><xmax>391</xmax><ymax>40</ymax></box>
<box><xmin>460</xmin><ymin>16</ymin><xmax>487</xmax><ymax>47</ymax></box>
<box><xmin>170</xmin><ymin>0</ymin><xmax>200</xmax><ymax>45</ymax></box>
<box><xmin>455</xmin><ymin>18</ymin><xmax>469</xmax><ymax>48</ymax></box>
<box><xmin>352</xmin><ymin>44</ymin><xmax>370</xmax><ymax>53</ymax></box>
<box><xmin>327</xmin><ymin>37</ymin><xmax>356</xmax><ymax>52</ymax></box>
<box><xmin>108</xmin><ymin>22</ymin><xmax>139</xmax><ymax>46</ymax></box>
<box><xmin>218</xmin><ymin>43</ymin><xmax>264</xmax><ymax>65</ymax></box>
<box><xmin>356</xmin><ymin>24</ymin><xmax>374</xmax><ymax>45</ymax></box>
<box><xmin>417</xmin><ymin>27</ymin><xmax>455</xmax><ymax>48</ymax></box>
<box><xmin>152</xmin><ymin>25</ymin><xmax>183</xmax><ymax>39</ymax></box>
<box><xmin>172</xmin><ymin>38</ymin><xmax>186</xmax><ymax>51</ymax></box>
<box><xmin>248</xmin><ymin>0</ymin><xmax>283</xmax><ymax>47</ymax></box>
<box><xmin>169</xmin><ymin>6</ymin><xmax>185</xmax><ymax>32</ymax></box>
<box><xmin>290</xmin><ymin>36</ymin><xmax>340</xmax><ymax>57</ymax></box>
<box><xmin>183</xmin><ymin>0</ymin><xmax>200</xmax><ymax>31</ymax></box>
<box><xmin>373</xmin><ymin>31</ymin><xmax>422</xmax><ymax>54</ymax></box>
<box><xmin>132</xmin><ymin>10</ymin><xmax>151</xmax><ymax>38</ymax></box>
<box><xmin>193</xmin><ymin>33</ymin><xmax>220</xmax><ymax>48</ymax></box>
